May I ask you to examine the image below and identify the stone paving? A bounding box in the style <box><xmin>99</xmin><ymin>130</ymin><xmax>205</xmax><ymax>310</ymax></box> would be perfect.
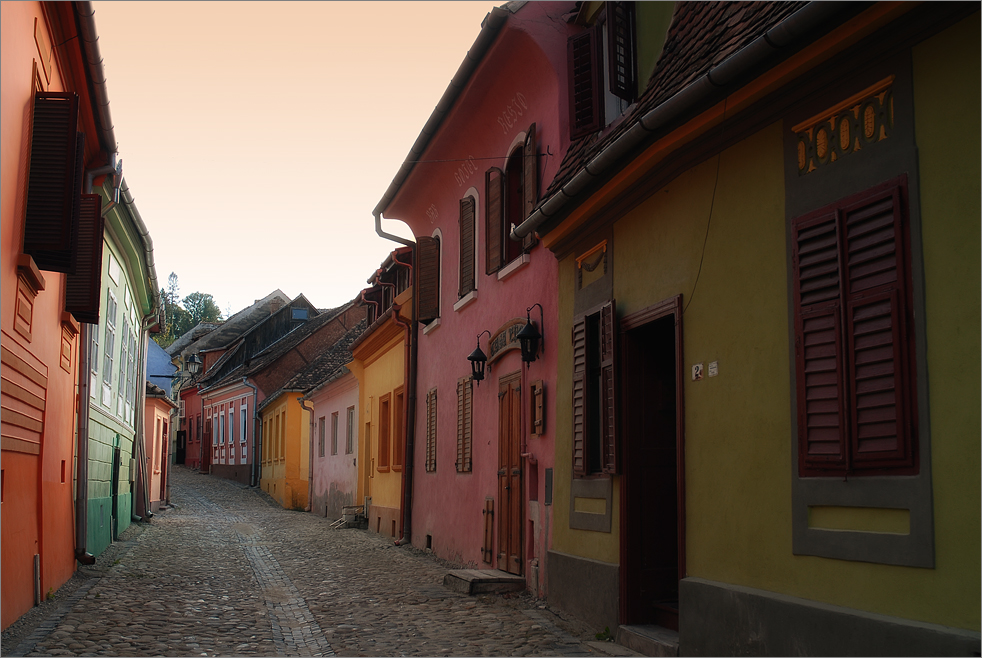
<box><xmin>5</xmin><ymin>466</ymin><xmax>616</xmax><ymax>657</ymax></box>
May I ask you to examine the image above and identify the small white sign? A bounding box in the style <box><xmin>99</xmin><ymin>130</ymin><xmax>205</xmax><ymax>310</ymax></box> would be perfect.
<box><xmin>692</xmin><ymin>363</ymin><xmax>704</xmax><ymax>381</ymax></box>
<box><xmin>709</xmin><ymin>361</ymin><xmax>719</xmax><ymax>377</ymax></box>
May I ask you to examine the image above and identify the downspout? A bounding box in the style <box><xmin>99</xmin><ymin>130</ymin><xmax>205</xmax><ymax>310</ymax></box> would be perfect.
<box><xmin>389</xmin><ymin>253</ymin><xmax>417</xmax><ymax>548</ymax></box>
<box><xmin>359</xmin><ymin>288</ymin><xmax>380</xmax><ymax>322</ymax></box>
<box><xmin>299</xmin><ymin>398</ymin><xmax>315</xmax><ymax>512</ymax></box>
<box><xmin>73</xmin><ymin>322</ymin><xmax>95</xmax><ymax>565</ymax></box>
<box><xmin>510</xmin><ymin>1</ymin><xmax>847</xmax><ymax>241</ymax></box>
<box><xmin>242</xmin><ymin>378</ymin><xmax>259</xmax><ymax>487</ymax></box>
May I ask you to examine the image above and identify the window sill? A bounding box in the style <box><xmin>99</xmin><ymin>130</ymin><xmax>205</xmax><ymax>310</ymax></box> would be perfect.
<box><xmin>454</xmin><ymin>290</ymin><xmax>478</xmax><ymax>312</ymax></box>
<box><xmin>423</xmin><ymin>318</ymin><xmax>441</xmax><ymax>335</ymax></box>
<box><xmin>497</xmin><ymin>253</ymin><xmax>531</xmax><ymax>281</ymax></box>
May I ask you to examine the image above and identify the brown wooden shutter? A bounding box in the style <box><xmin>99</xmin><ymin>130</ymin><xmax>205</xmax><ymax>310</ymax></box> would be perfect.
<box><xmin>522</xmin><ymin>124</ymin><xmax>539</xmax><ymax>252</ymax></box>
<box><xmin>531</xmin><ymin>380</ymin><xmax>545</xmax><ymax>437</ymax></box>
<box><xmin>456</xmin><ymin>378</ymin><xmax>473</xmax><ymax>472</ymax></box>
<box><xmin>600</xmin><ymin>301</ymin><xmax>618</xmax><ymax>474</ymax></box>
<box><xmin>482</xmin><ymin>497</ymin><xmax>494</xmax><ymax>563</ymax></box>
<box><xmin>425</xmin><ymin>389</ymin><xmax>437</xmax><ymax>472</ymax></box>
<box><xmin>458</xmin><ymin>197</ymin><xmax>476</xmax><ymax>297</ymax></box>
<box><xmin>792</xmin><ymin>211</ymin><xmax>848</xmax><ymax>472</ymax></box>
<box><xmin>568</xmin><ymin>28</ymin><xmax>604</xmax><ymax>139</ymax></box>
<box><xmin>571</xmin><ymin>314</ymin><xmax>587</xmax><ymax>477</ymax></box>
<box><xmin>24</xmin><ymin>92</ymin><xmax>81</xmax><ymax>273</ymax></box>
<box><xmin>485</xmin><ymin>167</ymin><xmax>503</xmax><ymax>274</ymax></box>
<box><xmin>65</xmin><ymin>194</ymin><xmax>104</xmax><ymax>324</ymax></box>
<box><xmin>607</xmin><ymin>1</ymin><xmax>637</xmax><ymax>102</ymax></box>
<box><xmin>417</xmin><ymin>235</ymin><xmax>440</xmax><ymax>324</ymax></box>
<box><xmin>842</xmin><ymin>182</ymin><xmax>913</xmax><ymax>469</ymax></box>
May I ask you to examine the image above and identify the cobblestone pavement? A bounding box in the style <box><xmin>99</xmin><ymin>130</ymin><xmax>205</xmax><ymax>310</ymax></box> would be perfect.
<box><xmin>4</xmin><ymin>466</ymin><xmax>613</xmax><ymax>657</ymax></box>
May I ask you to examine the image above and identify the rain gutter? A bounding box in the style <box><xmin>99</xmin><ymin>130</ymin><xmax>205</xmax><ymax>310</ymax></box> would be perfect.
<box><xmin>298</xmin><ymin>397</ymin><xmax>315</xmax><ymax>512</ymax></box>
<box><xmin>511</xmin><ymin>1</ymin><xmax>848</xmax><ymax>241</ymax></box>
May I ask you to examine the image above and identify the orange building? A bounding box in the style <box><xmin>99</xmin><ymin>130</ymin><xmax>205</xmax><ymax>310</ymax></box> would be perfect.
<box><xmin>1</xmin><ymin>1</ymin><xmax>120</xmax><ymax>628</ymax></box>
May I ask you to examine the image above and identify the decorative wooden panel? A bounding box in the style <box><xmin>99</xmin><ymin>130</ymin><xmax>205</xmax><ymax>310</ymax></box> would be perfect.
<box><xmin>1</xmin><ymin>345</ymin><xmax>47</xmax><ymax>454</ymax></box>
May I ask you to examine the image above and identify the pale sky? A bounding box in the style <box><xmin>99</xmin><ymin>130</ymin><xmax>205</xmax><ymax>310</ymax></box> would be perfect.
<box><xmin>92</xmin><ymin>1</ymin><xmax>496</xmax><ymax>316</ymax></box>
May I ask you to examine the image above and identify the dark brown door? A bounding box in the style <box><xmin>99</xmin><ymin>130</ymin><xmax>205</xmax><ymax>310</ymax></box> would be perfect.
<box><xmin>622</xmin><ymin>308</ymin><xmax>683</xmax><ymax>631</ymax></box>
<box><xmin>497</xmin><ymin>372</ymin><xmax>523</xmax><ymax>575</ymax></box>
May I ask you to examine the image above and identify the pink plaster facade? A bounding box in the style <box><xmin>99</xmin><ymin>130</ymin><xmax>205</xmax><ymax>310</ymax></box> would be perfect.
<box><xmin>144</xmin><ymin>387</ymin><xmax>177</xmax><ymax>512</ymax></box>
<box><xmin>200</xmin><ymin>382</ymin><xmax>261</xmax><ymax>486</ymax></box>
<box><xmin>306</xmin><ymin>371</ymin><xmax>360</xmax><ymax>520</ymax></box>
<box><xmin>381</xmin><ymin>2</ymin><xmax>575</xmax><ymax>595</ymax></box>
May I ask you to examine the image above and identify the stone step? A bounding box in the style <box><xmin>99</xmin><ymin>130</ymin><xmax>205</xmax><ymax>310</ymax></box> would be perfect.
<box><xmin>615</xmin><ymin>625</ymin><xmax>679</xmax><ymax>657</ymax></box>
<box><xmin>443</xmin><ymin>569</ymin><xmax>526</xmax><ymax>595</ymax></box>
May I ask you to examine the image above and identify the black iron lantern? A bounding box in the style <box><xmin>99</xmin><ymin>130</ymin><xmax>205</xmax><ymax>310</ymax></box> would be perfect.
<box><xmin>467</xmin><ymin>330</ymin><xmax>491</xmax><ymax>383</ymax></box>
<box><xmin>518</xmin><ymin>304</ymin><xmax>544</xmax><ymax>363</ymax></box>
<box><xmin>186</xmin><ymin>353</ymin><xmax>203</xmax><ymax>375</ymax></box>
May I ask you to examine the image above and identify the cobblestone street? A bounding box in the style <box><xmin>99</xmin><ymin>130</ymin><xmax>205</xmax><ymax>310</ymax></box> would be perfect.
<box><xmin>3</xmin><ymin>466</ymin><xmax>619</xmax><ymax>657</ymax></box>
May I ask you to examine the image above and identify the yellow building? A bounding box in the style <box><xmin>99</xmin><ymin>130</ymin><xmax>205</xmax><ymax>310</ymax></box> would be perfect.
<box><xmin>259</xmin><ymin>394</ymin><xmax>309</xmax><ymax>510</ymax></box>
<box><xmin>349</xmin><ymin>251</ymin><xmax>412</xmax><ymax>539</ymax></box>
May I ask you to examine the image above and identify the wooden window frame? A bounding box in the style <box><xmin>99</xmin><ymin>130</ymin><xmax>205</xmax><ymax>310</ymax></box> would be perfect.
<box><xmin>378</xmin><ymin>393</ymin><xmax>391</xmax><ymax>471</ymax></box>
<box><xmin>792</xmin><ymin>176</ymin><xmax>917</xmax><ymax>477</ymax></box>
<box><xmin>345</xmin><ymin>406</ymin><xmax>355</xmax><ymax>455</ymax></box>
<box><xmin>485</xmin><ymin>124</ymin><xmax>538</xmax><ymax>276</ymax></box>
<box><xmin>572</xmin><ymin>300</ymin><xmax>617</xmax><ymax>478</ymax></box>
<box><xmin>318</xmin><ymin>416</ymin><xmax>326</xmax><ymax>458</ymax></box>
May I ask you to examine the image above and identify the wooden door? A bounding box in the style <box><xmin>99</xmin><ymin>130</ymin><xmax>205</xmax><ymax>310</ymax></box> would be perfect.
<box><xmin>621</xmin><ymin>305</ymin><xmax>684</xmax><ymax>631</ymax></box>
<box><xmin>497</xmin><ymin>372</ymin><xmax>523</xmax><ymax>575</ymax></box>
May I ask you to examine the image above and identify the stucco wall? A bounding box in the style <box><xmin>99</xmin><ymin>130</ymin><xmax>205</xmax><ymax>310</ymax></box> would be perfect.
<box><xmin>309</xmin><ymin>373</ymin><xmax>359</xmax><ymax>520</ymax></box>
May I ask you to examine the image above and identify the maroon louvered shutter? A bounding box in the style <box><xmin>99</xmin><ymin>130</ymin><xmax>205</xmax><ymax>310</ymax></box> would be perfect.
<box><xmin>571</xmin><ymin>314</ymin><xmax>587</xmax><ymax>477</ymax></box>
<box><xmin>842</xmin><ymin>181</ymin><xmax>914</xmax><ymax>470</ymax></box>
<box><xmin>65</xmin><ymin>194</ymin><xmax>105</xmax><ymax>324</ymax></box>
<box><xmin>792</xmin><ymin>212</ymin><xmax>847</xmax><ymax>472</ymax></box>
<box><xmin>24</xmin><ymin>92</ymin><xmax>81</xmax><ymax>273</ymax></box>
<box><xmin>417</xmin><ymin>235</ymin><xmax>440</xmax><ymax>324</ymax></box>
<box><xmin>600</xmin><ymin>301</ymin><xmax>618</xmax><ymax>474</ymax></box>
<box><xmin>485</xmin><ymin>167</ymin><xmax>504</xmax><ymax>274</ymax></box>
<box><xmin>459</xmin><ymin>197</ymin><xmax>475</xmax><ymax>297</ymax></box>
<box><xmin>568</xmin><ymin>27</ymin><xmax>604</xmax><ymax>139</ymax></box>
<box><xmin>522</xmin><ymin>124</ymin><xmax>539</xmax><ymax>252</ymax></box>
<box><xmin>607</xmin><ymin>2</ymin><xmax>637</xmax><ymax>102</ymax></box>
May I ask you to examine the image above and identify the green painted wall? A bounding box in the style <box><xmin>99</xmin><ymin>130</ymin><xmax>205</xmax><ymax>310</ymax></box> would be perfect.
<box><xmin>552</xmin><ymin>13</ymin><xmax>980</xmax><ymax>630</ymax></box>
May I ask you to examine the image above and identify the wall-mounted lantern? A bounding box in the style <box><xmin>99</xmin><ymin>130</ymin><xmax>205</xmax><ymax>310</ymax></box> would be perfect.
<box><xmin>468</xmin><ymin>330</ymin><xmax>492</xmax><ymax>384</ymax></box>
<box><xmin>517</xmin><ymin>303</ymin><xmax>543</xmax><ymax>364</ymax></box>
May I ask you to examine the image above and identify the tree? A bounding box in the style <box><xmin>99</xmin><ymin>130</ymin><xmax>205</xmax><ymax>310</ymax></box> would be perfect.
<box><xmin>182</xmin><ymin>292</ymin><xmax>222</xmax><ymax>327</ymax></box>
<box><xmin>150</xmin><ymin>274</ymin><xmax>222</xmax><ymax>348</ymax></box>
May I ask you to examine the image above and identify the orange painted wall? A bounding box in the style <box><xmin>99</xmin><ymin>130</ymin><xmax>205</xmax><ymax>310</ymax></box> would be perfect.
<box><xmin>1</xmin><ymin>1</ymin><xmax>81</xmax><ymax>628</ymax></box>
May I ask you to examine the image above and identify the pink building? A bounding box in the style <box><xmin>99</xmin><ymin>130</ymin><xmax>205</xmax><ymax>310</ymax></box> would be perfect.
<box><xmin>143</xmin><ymin>382</ymin><xmax>177</xmax><ymax>512</ymax></box>
<box><xmin>305</xmin><ymin>368</ymin><xmax>359</xmax><ymax>520</ymax></box>
<box><xmin>373</xmin><ymin>2</ymin><xmax>576</xmax><ymax>595</ymax></box>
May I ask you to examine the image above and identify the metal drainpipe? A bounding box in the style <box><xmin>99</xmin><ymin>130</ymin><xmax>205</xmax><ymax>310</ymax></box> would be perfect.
<box><xmin>298</xmin><ymin>398</ymin><xmax>315</xmax><ymax>513</ymax></box>
<box><xmin>134</xmin><ymin>316</ymin><xmax>155</xmax><ymax>522</ymax></box>
<box><xmin>389</xmin><ymin>250</ymin><xmax>417</xmax><ymax>548</ymax></box>
<box><xmin>242</xmin><ymin>378</ymin><xmax>259</xmax><ymax>487</ymax></box>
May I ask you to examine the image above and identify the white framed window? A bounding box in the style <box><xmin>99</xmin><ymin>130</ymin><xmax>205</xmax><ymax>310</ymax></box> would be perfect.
<box><xmin>219</xmin><ymin>412</ymin><xmax>225</xmax><ymax>444</ymax></box>
<box><xmin>228</xmin><ymin>407</ymin><xmax>234</xmax><ymax>448</ymax></box>
<box><xmin>108</xmin><ymin>252</ymin><xmax>120</xmax><ymax>284</ymax></box>
<box><xmin>240</xmin><ymin>404</ymin><xmax>247</xmax><ymax>442</ymax></box>
<box><xmin>90</xmin><ymin>326</ymin><xmax>99</xmax><ymax>398</ymax></box>
<box><xmin>346</xmin><ymin>406</ymin><xmax>355</xmax><ymax>454</ymax></box>
<box><xmin>102</xmin><ymin>291</ymin><xmax>117</xmax><ymax>407</ymax></box>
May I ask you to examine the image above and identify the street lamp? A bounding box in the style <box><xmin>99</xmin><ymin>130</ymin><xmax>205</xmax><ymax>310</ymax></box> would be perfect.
<box><xmin>467</xmin><ymin>330</ymin><xmax>491</xmax><ymax>384</ymax></box>
<box><xmin>517</xmin><ymin>304</ymin><xmax>543</xmax><ymax>364</ymax></box>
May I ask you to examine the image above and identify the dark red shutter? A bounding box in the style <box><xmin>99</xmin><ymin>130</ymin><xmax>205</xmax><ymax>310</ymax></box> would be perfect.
<box><xmin>65</xmin><ymin>194</ymin><xmax>104</xmax><ymax>324</ymax></box>
<box><xmin>793</xmin><ymin>211</ymin><xmax>847</xmax><ymax>471</ymax></box>
<box><xmin>841</xmin><ymin>182</ymin><xmax>913</xmax><ymax>469</ymax></box>
<box><xmin>23</xmin><ymin>92</ymin><xmax>81</xmax><ymax>273</ymax></box>
<box><xmin>571</xmin><ymin>314</ymin><xmax>587</xmax><ymax>477</ymax></box>
<box><xmin>458</xmin><ymin>197</ymin><xmax>475</xmax><ymax>297</ymax></box>
<box><xmin>568</xmin><ymin>28</ymin><xmax>604</xmax><ymax>139</ymax></box>
<box><xmin>600</xmin><ymin>301</ymin><xmax>618</xmax><ymax>474</ymax></box>
<box><xmin>522</xmin><ymin>124</ymin><xmax>539</xmax><ymax>252</ymax></box>
<box><xmin>485</xmin><ymin>167</ymin><xmax>504</xmax><ymax>274</ymax></box>
<box><xmin>607</xmin><ymin>2</ymin><xmax>637</xmax><ymax>102</ymax></box>
<box><xmin>417</xmin><ymin>235</ymin><xmax>440</xmax><ymax>324</ymax></box>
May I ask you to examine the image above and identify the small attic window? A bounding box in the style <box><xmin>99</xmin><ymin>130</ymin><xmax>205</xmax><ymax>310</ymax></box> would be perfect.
<box><xmin>292</xmin><ymin>308</ymin><xmax>308</xmax><ymax>321</ymax></box>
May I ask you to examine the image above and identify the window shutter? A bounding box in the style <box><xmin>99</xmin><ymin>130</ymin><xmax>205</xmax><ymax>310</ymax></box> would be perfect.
<box><xmin>568</xmin><ymin>28</ymin><xmax>604</xmax><ymax>139</ymax></box>
<box><xmin>793</xmin><ymin>212</ymin><xmax>848</xmax><ymax>471</ymax></box>
<box><xmin>522</xmin><ymin>124</ymin><xmax>539</xmax><ymax>252</ymax></box>
<box><xmin>456</xmin><ymin>377</ymin><xmax>473</xmax><ymax>472</ymax></box>
<box><xmin>571</xmin><ymin>314</ymin><xmax>587</xmax><ymax>477</ymax></box>
<box><xmin>600</xmin><ymin>301</ymin><xmax>618</xmax><ymax>475</ymax></box>
<box><xmin>24</xmin><ymin>93</ymin><xmax>81</xmax><ymax>273</ymax></box>
<box><xmin>485</xmin><ymin>167</ymin><xmax>504</xmax><ymax>274</ymax></box>
<box><xmin>65</xmin><ymin>194</ymin><xmax>104</xmax><ymax>324</ymax></box>
<box><xmin>458</xmin><ymin>197</ymin><xmax>476</xmax><ymax>297</ymax></box>
<box><xmin>531</xmin><ymin>380</ymin><xmax>545</xmax><ymax>437</ymax></box>
<box><xmin>842</xmin><ymin>183</ymin><xmax>913</xmax><ymax>469</ymax></box>
<box><xmin>425</xmin><ymin>389</ymin><xmax>437</xmax><ymax>472</ymax></box>
<box><xmin>417</xmin><ymin>235</ymin><xmax>440</xmax><ymax>323</ymax></box>
<box><xmin>607</xmin><ymin>1</ymin><xmax>637</xmax><ymax>102</ymax></box>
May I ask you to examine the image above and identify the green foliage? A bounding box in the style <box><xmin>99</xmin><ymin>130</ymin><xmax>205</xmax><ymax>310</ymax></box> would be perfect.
<box><xmin>595</xmin><ymin>626</ymin><xmax>613</xmax><ymax>642</ymax></box>
<box><xmin>151</xmin><ymin>273</ymin><xmax>223</xmax><ymax>348</ymax></box>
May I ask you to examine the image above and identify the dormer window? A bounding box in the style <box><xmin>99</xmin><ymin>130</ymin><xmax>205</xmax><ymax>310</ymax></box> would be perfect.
<box><xmin>292</xmin><ymin>308</ymin><xmax>308</xmax><ymax>321</ymax></box>
<box><xmin>568</xmin><ymin>1</ymin><xmax>637</xmax><ymax>139</ymax></box>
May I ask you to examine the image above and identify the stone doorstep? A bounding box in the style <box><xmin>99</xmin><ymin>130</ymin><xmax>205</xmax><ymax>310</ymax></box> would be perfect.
<box><xmin>585</xmin><ymin>640</ymin><xmax>646</xmax><ymax>657</ymax></box>
<box><xmin>615</xmin><ymin>625</ymin><xmax>679</xmax><ymax>657</ymax></box>
<box><xmin>443</xmin><ymin>569</ymin><xmax>526</xmax><ymax>595</ymax></box>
